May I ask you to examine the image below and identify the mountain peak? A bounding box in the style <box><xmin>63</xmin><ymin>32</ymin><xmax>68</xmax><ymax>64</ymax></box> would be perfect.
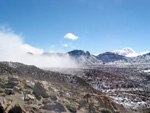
<box><xmin>68</xmin><ymin>50</ymin><xmax>90</xmax><ymax>56</ymax></box>
<box><xmin>113</xmin><ymin>47</ymin><xmax>138</xmax><ymax>57</ymax></box>
<box><xmin>123</xmin><ymin>47</ymin><xmax>136</xmax><ymax>53</ymax></box>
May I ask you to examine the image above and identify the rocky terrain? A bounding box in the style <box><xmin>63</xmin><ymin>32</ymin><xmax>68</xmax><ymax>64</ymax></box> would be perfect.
<box><xmin>0</xmin><ymin>62</ymin><xmax>135</xmax><ymax>113</ymax></box>
<box><xmin>80</xmin><ymin>68</ymin><xmax>150</xmax><ymax>111</ymax></box>
<box><xmin>45</xmin><ymin>64</ymin><xmax>150</xmax><ymax>113</ymax></box>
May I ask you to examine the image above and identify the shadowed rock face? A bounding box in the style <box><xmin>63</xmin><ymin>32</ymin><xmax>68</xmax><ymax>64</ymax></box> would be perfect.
<box><xmin>68</xmin><ymin>50</ymin><xmax>102</xmax><ymax>66</ymax></box>
<box><xmin>33</xmin><ymin>82</ymin><xmax>50</xmax><ymax>98</ymax></box>
<box><xmin>68</xmin><ymin>50</ymin><xmax>90</xmax><ymax>57</ymax></box>
<box><xmin>42</xmin><ymin>102</ymin><xmax>66</xmax><ymax>112</ymax></box>
<box><xmin>96</xmin><ymin>52</ymin><xmax>128</xmax><ymax>63</ymax></box>
<box><xmin>9</xmin><ymin>104</ymin><xmax>26</xmax><ymax>113</ymax></box>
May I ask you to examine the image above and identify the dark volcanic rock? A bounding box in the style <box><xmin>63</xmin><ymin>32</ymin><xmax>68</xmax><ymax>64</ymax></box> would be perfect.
<box><xmin>96</xmin><ymin>52</ymin><xmax>128</xmax><ymax>63</ymax></box>
<box><xmin>50</xmin><ymin>94</ymin><xmax>57</xmax><ymax>101</ymax></box>
<box><xmin>41</xmin><ymin>102</ymin><xmax>66</xmax><ymax>112</ymax></box>
<box><xmin>33</xmin><ymin>82</ymin><xmax>50</xmax><ymax>98</ymax></box>
<box><xmin>9</xmin><ymin>104</ymin><xmax>26</xmax><ymax>113</ymax></box>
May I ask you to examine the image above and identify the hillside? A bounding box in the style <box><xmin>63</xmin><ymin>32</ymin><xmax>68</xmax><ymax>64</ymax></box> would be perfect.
<box><xmin>0</xmin><ymin>62</ymin><xmax>133</xmax><ymax>113</ymax></box>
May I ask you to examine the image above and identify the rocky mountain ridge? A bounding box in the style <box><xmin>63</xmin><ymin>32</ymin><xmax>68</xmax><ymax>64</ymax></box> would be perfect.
<box><xmin>40</xmin><ymin>49</ymin><xmax>150</xmax><ymax>66</ymax></box>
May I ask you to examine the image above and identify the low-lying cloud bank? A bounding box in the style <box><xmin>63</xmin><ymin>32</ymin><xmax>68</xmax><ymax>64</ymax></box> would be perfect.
<box><xmin>0</xmin><ymin>27</ymin><xmax>78</xmax><ymax>68</ymax></box>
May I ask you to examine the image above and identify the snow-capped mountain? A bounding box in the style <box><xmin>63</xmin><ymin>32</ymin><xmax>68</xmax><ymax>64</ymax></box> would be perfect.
<box><xmin>68</xmin><ymin>50</ymin><xmax>102</xmax><ymax>66</ymax></box>
<box><xmin>131</xmin><ymin>52</ymin><xmax>150</xmax><ymax>64</ymax></box>
<box><xmin>113</xmin><ymin>47</ymin><xmax>138</xmax><ymax>57</ymax></box>
<box><xmin>96</xmin><ymin>52</ymin><xmax>128</xmax><ymax>63</ymax></box>
<box><xmin>32</xmin><ymin>48</ymin><xmax>150</xmax><ymax>66</ymax></box>
<box><xmin>138</xmin><ymin>52</ymin><xmax>150</xmax><ymax>58</ymax></box>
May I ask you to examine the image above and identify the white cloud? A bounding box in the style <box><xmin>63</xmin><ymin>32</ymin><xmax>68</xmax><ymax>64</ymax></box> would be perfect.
<box><xmin>64</xmin><ymin>33</ymin><xmax>78</xmax><ymax>40</ymax></box>
<box><xmin>0</xmin><ymin>26</ymin><xmax>78</xmax><ymax>68</ymax></box>
<box><xmin>21</xmin><ymin>44</ymin><xmax>44</xmax><ymax>55</ymax></box>
<box><xmin>62</xmin><ymin>44</ymin><xmax>68</xmax><ymax>47</ymax></box>
<box><xmin>0</xmin><ymin>27</ymin><xmax>43</xmax><ymax>55</ymax></box>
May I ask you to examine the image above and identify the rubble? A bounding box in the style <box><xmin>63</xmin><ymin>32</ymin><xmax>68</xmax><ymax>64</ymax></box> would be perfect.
<box><xmin>0</xmin><ymin>62</ymin><xmax>149</xmax><ymax>113</ymax></box>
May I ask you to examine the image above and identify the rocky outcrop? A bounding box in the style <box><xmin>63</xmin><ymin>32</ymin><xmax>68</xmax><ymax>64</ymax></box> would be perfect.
<box><xmin>5</xmin><ymin>89</ymin><xmax>15</xmax><ymax>95</ymax></box>
<box><xmin>33</xmin><ymin>82</ymin><xmax>50</xmax><ymax>98</ymax></box>
<box><xmin>77</xmin><ymin>93</ymin><xmax>125</xmax><ymax>113</ymax></box>
<box><xmin>50</xmin><ymin>94</ymin><xmax>57</xmax><ymax>101</ymax></box>
<box><xmin>9</xmin><ymin>104</ymin><xmax>26</xmax><ymax>113</ymax></box>
<box><xmin>0</xmin><ymin>97</ymin><xmax>13</xmax><ymax>113</ymax></box>
<box><xmin>41</xmin><ymin>102</ymin><xmax>67</xmax><ymax>112</ymax></box>
<box><xmin>0</xmin><ymin>97</ymin><xmax>7</xmax><ymax>112</ymax></box>
<box><xmin>6</xmin><ymin>76</ymin><xmax>19</xmax><ymax>88</ymax></box>
<box><xmin>66</xmin><ymin>104</ymin><xmax>77</xmax><ymax>113</ymax></box>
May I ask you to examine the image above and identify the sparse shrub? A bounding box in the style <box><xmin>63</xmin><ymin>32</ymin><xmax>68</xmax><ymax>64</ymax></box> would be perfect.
<box><xmin>101</xmin><ymin>108</ymin><xmax>112</xmax><ymax>113</ymax></box>
<box><xmin>66</xmin><ymin>102</ymin><xmax>76</xmax><ymax>107</ymax></box>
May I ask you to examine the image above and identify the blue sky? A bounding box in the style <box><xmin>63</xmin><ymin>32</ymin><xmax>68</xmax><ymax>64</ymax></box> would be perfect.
<box><xmin>0</xmin><ymin>0</ymin><xmax>150</xmax><ymax>54</ymax></box>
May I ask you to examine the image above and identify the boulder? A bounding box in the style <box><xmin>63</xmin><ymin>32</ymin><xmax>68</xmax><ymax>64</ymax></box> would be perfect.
<box><xmin>83</xmin><ymin>93</ymin><xmax>91</xmax><ymax>103</ymax></box>
<box><xmin>24</xmin><ymin>80</ymin><xmax>34</xmax><ymax>89</ymax></box>
<box><xmin>66</xmin><ymin>104</ymin><xmax>77</xmax><ymax>113</ymax></box>
<box><xmin>33</xmin><ymin>82</ymin><xmax>50</xmax><ymax>98</ymax></box>
<box><xmin>24</xmin><ymin>94</ymin><xmax>35</xmax><ymax>101</ymax></box>
<box><xmin>8</xmin><ymin>76</ymin><xmax>19</xmax><ymax>85</ymax></box>
<box><xmin>24</xmin><ymin>90</ymin><xmax>32</xmax><ymax>95</ymax></box>
<box><xmin>5</xmin><ymin>104</ymin><xmax>13</xmax><ymax>113</ymax></box>
<box><xmin>78</xmin><ymin>99</ymin><xmax>87</xmax><ymax>110</ymax></box>
<box><xmin>13</xmin><ymin>86</ymin><xmax>21</xmax><ymax>93</ymax></box>
<box><xmin>0</xmin><ymin>97</ymin><xmax>13</xmax><ymax>113</ymax></box>
<box><xmin>42</xmin><ymin>98</ymin><xmax>52</xmax><ymax>105</ymax></box>
<box><xmin>6</xmin><ymin>76</ymin><xmax>19</xmax><ymax>88</ymax></box>
<box><xmin>36</xmin><ymin>95</ymin><xmax>43</xmax><ymax>101</ymax></box>
<box><xmin>0</xmin><ymin>97</ymin><xmax>7</xmax><ymax>112</ymax></box>
<box><xmin>5</xmin><ymin>89</ymin><xmax>15</xmax><ymax>95</ymax></box>
<box><xmin>50</xmin><ymin>94</ymin><xmax>57</xmax><ymax>101</ymax></box>
<box><xmin>9</xmin><ymin>104</ymin><xmax>26</xmax><ymax>113</ymax></box>
<box><xmin>41</xmin><ymin>102</ymin><xmax>66</xmax><ymax>112</ymax></box>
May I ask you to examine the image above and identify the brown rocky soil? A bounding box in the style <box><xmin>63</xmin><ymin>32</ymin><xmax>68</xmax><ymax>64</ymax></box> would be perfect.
<box><xmin>0</xmin><ymin>62</ymin><xmax>140</xmax><ymax>113</ymax></box>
